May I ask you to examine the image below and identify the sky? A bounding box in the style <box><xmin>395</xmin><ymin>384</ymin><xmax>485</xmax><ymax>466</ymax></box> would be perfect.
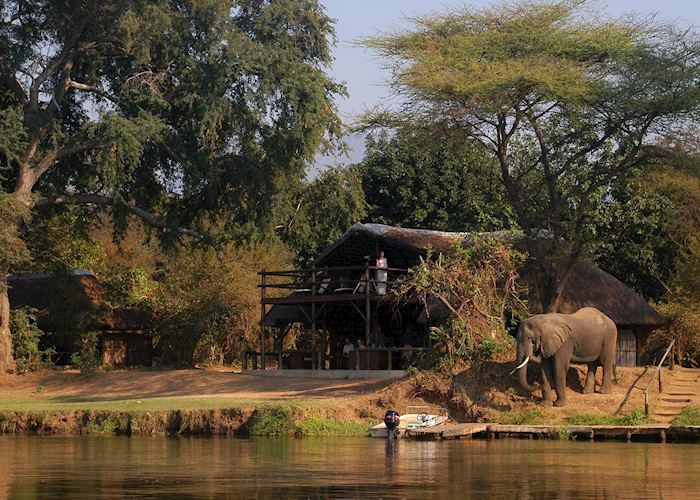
<box><xmin>316</xmin><ymin>0</ymin><xmax>700</xmax><ymax>167</ymax></box>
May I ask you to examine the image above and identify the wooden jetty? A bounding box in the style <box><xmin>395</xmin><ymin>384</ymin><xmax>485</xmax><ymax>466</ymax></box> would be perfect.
<box><xmin>403</xmin><ymin>423</ymin><xmax>700</xmax><ymax>443</ymax></box>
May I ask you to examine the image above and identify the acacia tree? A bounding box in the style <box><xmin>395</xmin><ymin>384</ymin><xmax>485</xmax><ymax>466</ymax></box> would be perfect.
<box><xmin>362</xmin><ymin>0</ymin><xmax>700</xmax><ymax>312</ymax></box>
<box><xmin>0</xmin><ymin>0</ymin><xmax>343</xmax><ymax>372</ymax></box>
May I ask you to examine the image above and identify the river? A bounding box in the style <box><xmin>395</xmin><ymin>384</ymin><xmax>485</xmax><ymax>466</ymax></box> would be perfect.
<box><xmin>1</xmin><ymin>435</ymin><xmax>699</xmax><ymax>498</ymax></box>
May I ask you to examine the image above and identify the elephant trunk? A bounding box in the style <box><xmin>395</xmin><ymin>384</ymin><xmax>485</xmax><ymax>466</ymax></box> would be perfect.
<box><xmin>516</xmin><ymin>341</ymin><xmax>538</xmax><ymax>393</ymax></box>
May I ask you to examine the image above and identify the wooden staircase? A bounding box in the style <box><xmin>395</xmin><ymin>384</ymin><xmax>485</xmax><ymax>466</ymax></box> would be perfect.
<box><xmin>654</xmin><ymin>368</ymin><xmax>700</xmax><ymax>424</ymax></box>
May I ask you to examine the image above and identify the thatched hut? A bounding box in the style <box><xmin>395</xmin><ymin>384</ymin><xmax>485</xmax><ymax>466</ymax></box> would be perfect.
<box><xmin>8</xmin><ymin>270</ymin><xmax>151</xmax><ymax>366</ymax></box>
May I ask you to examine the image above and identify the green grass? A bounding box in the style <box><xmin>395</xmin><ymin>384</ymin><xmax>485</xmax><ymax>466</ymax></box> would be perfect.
<box><xmin>0</xmin><ymin>395</ymin><xmax>330</xmax><ymax>413</ymax></box>
<box><xmin>295</xmin><ymin>416</ymin><xmax>369</xmax><ymax>437</ymax></box>
<box><xmin>249</xmin><ymin>407</ymin><xmax>370</xmax><ymax>437</ymax></box>
<box><xmin>671</xmin><ymin>406</ymin><xmax>700</xmax><ymax>426</ymax></box>
<box><xmin>498</xmin><ymin>409</ymin><xmax>546</xmax><ymax>425</ymax></box>
<box><xmin>565</xmin><ymin>409</ymin><xmax>652</xmax><ymax>426</ymax></box>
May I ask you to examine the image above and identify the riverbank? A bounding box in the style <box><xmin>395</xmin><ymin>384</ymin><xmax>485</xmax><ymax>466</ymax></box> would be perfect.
<box><xmin>0</xmin><ymin>365</ymin><xmax>697</xmax><ymax>437</ymax></box>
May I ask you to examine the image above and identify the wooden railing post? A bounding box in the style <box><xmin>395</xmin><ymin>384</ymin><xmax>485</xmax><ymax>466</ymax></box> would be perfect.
<box><xmin>311</xmin><ymin>265</ymin><xmax>316</xmax><ymax>370</ymax></box>
<box><xmin>260</xmin><ymin>269</ymin><xmax>266</xmax><ymax>370</ymax></box>
<box><xmin>364</xmin><ymin>262</ymin><xmax>371</xmax><ymax>347</ymax></box>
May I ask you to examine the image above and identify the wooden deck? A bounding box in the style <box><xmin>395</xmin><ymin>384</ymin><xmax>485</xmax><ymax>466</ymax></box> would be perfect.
<box><xmin>402</xmin><ymin>423</ymin><xmax>700</xmax><ymax>442</ymax></box>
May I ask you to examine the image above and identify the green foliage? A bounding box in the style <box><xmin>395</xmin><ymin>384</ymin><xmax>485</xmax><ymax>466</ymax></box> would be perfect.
<box><xmin>498</xmin><ymin>409</ymin><xmax>545</xmax><ymax>425</ymax></box>
<box><xmin>671</xmin><ymin>406</ymin><xmax>700</xmax><ymax>426</ymax></box>
<box><xmin>10</xmin><ymin>307</ymin><xmax>49</xmax><ymax>373</ymax></box>
<box><xmin>70</xmin><ymin>331</ymin><xmax>100</xmax><ymax>375</ymax></box>
<box><xmin>360</xmin><ymin>130</ymin><xmax>515</xmax><ymax>232</ymax></box>
<box><xmin>85</xmin><ymin>417</ymin><xmax>119</xmax><ymax>435</ymax></box>
<box><xmin>250</xmin><ymin>407</ymin><xmax>294</xmax><ymax>436</ymax></box>
<box><xmin>250</xmin><ymin>407</ymin><xmax>368</xmax><ymax>437</ymax></box>
<box><xmin>151</xmin><ymin>242</ymin><xmax>293</xmax><ymax>365</ymax></box>
<box><xmin>396</xmin><ymin>237</ymin><xmax>527</xmax><ymax>365</ymax></box>
<box><xmin>547</xmin><ymin>428</ymin><xmax>572</xmax><ymax>440</ymax></box>
<box><xmin>281</xmin><ymin>166</ymin><xmax>367</xmax><ymax>264</ymax></box>
<box><xmin>0</xmin><ymin>193</ymin><xmax>30</xmax><ymax>277</ymax></box>
<box><xmin>1</xmin><ymin>0</ymin><xmax>345</xmax><ymax>241</ymax></box>
<box><xmin>24</xmin><ymin>209</ymin><xmax>107</xmax><ymax>274</ymax></box>
<box><xmin>0</xmin><ymin>107</ymin><xmax>26</xmax><ymax>175</ymax></box>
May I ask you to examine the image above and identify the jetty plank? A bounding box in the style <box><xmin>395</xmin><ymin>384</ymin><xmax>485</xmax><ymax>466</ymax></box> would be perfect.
<box><xmin>405</xmin><ymin>423</ymin><xmax>487</xmax><ymax>440</ymax></box>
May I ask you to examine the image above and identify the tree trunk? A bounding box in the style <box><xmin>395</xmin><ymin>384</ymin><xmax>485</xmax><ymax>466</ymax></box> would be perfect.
<box><xmin>0</xmin><ymin>278</ymin><xmax>15</xmax><ymax>373</ymax></box>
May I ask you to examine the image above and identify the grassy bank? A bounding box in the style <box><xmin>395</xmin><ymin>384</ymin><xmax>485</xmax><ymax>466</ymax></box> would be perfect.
<box><xmin>0</xmin><ymin>395</ymin><xmax>329</xmax><ymax>413</ymax></box>
<box><xmin>0</xmin><ymin>405</ymin><xmax>373</xmax><ymax>437</ymax></box>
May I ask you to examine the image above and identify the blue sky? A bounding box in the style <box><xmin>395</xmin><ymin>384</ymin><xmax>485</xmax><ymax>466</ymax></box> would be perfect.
<box><xmin>317</xmin><ymin>0</ymin><xmax>700</xmax><ymax>167</ymax></box>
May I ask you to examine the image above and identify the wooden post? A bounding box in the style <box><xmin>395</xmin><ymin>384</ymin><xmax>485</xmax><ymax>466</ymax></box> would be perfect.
<box><xmin>277</xmin><ymin>331</ymin><xmax>282</xmax><ymax>371</ymax></box>
<box><xmin>387</xmin><ymin>349</ymin><xmax>392</xmax><ymax>371</ymax></box>
<box><xmin>659</xmin><ymin>366</ymin><xmax>663</xmax><ymax>394</ymax></box>
<box><xmin>364</xmin><ymin>262</ymin><xmax>371</xmax><ymax>347</ymax></box>
<box><xmin>311</xmin><ymin>266</ymin><xmax>316</xmax><ymax>370</ymax></box>
<box><xmin>321</xmin><ymin>310</ymin><xmax>327</xmax><ymax>370</ymax></box>
<box><xmin>644</xmin><ymin>392</ymin><xmax>649</xmax><ymax>416</ymax></box>
<box><xmin>670</xmin><ymin>323</ymin><xmax>676</xmax><ymax>369</ymax></box>
<box><xmin>260</xmin><ymin>269</ymin><xmax>266</xmax><ymax>370</ymax></box>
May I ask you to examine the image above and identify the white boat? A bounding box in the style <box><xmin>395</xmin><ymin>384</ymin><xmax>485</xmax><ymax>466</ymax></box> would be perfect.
<box><xmin>370</xmin><ymin>406</ymin><xmax>450</xmax><ymax>438</ymax></box>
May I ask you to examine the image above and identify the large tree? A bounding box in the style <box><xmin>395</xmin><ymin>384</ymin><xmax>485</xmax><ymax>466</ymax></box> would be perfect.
<box><xmin>0</xmin><ymin>0</ymin><xmax>343</xmax><ymax>372</ymax></box>
<box><xmin>362</xmin><ymin>0</ymin><xmax>700</xmax><ymax>312</ymax></box>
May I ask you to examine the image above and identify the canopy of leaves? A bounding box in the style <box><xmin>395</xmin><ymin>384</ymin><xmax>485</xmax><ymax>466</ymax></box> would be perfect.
<box><xmin>1</xmin><ymin>0</ymin><xmax>344</xmax><ymax>241</ymax></box>
<box><xmin>360</xmin><ymin>130</ymin><xmax>515</xmax><ymax>231</ymax></box>
<box><xmin>279</xmin><ymin>166</ymin><xmax>367</xmax><ymax>264</ymax></box>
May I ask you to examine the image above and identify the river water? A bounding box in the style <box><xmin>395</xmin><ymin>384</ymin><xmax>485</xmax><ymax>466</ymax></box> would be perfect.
<box><xmin>1</xmin><ymin>435</ymin><xmax>699</xmax><ymax>499</ymax></box>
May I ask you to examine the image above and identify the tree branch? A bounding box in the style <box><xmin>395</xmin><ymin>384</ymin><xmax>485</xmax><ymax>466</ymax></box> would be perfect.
<box><xmin>67</xmin><ymin>79</ymin><xmax>118</xmax><ymax>103</ymax></box>
<box><xmin>28</xmin><ymin>24</ymin><xmax>85</xmax><ymax>110</ymax></box>
<box><xmin>33</xmin><ymin>138</ymin><xmax>99</xmax><ymax>178</ymax></box>
<box><xmin>37</xmin><ymin>194</ymin><xmax>204</xmax><ymax>239</ymax></box>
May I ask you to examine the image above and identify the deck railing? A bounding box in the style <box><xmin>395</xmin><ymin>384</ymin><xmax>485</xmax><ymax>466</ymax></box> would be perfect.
<box><xmin>259</xmin><ymin>264</ymin><xmax>408</xmax><ymax>297</ymax></box>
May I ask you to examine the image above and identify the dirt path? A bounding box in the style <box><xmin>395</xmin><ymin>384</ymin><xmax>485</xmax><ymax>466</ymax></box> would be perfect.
<box><xmin>0</xmin><ymin>369</ymin><xmax>395</xmax><ymax>403</ymax></box>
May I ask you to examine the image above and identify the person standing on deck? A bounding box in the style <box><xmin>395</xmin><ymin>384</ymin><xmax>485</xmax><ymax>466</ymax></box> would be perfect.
<box><xmin>375</xmin><ymin>250</ymin><xmax>388</xmax><ymax>295</ymax></box>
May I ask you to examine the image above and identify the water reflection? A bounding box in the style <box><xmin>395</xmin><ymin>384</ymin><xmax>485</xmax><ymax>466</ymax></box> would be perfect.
<box><xmin>0</xmin><ymin>435</ymin><xmax>698</xmax><ymax>498</ymax></box>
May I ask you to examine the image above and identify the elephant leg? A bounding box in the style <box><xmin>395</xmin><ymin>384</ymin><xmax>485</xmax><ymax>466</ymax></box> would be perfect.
<box><xmin>583</xmin><ymin>363</ymin><xmax>597</xmax><ymax>394</ymax></box>
<box><xmin>553</xmin><ymin>349</ymin><xmax>572</xmax><ymax>407</ymax></box>
<box><xmin>600</xmin><ymin>361</ymin><xmax>614</xmax><ymax>394</ymax></box>
<box><xmin>540</xmin><ymin>359</ymin><xmax>554</xmax><ymax>407</ymax></box>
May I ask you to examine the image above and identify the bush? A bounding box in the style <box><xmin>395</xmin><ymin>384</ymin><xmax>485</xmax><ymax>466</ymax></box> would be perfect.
<box><xmin>671</xmin><ymin>406</ymin><xmax>700</xmax><ymax>426</ymax></box>
<box><xmin>71</xmin><ymin>331</ymin><xmax>100</xmax><ymax>374</ymax></box>
<box><xmin>10</xmin><ymin>307</ymin><xmax>51</xmax><ymax>373</ymax></box>
<box><xmin>395</xmin><ymin>237</ymin><xmax>527</xmax><ymax>366</ymax></box>
<box><xmin>250</xmin><ymin>407</ymin><xmax>295</xmax><ymax>436</ymax></box>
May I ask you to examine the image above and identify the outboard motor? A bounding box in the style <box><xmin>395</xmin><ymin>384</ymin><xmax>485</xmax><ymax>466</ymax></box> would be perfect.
<box><xmin>384</xmin><ymin>410</ymin><xmax>401</xmax><ymax>439</ymax></box>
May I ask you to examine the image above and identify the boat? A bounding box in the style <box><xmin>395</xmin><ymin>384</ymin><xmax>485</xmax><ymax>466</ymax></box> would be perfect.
<box><xmin>370</xmin><ymin>406</ymin><xmax>450</xmax><ymax>438</ymax></box>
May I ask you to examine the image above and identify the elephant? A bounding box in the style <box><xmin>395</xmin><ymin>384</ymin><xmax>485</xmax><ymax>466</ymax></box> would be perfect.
<box><xmin>514</xmin><ymin>307</ymin><xmax>617</xmax><ymax>407</ymax></box>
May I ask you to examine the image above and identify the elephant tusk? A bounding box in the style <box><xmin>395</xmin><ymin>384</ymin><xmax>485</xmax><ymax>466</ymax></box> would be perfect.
<box><xmin>509</xmin><ymin>356</ymin><xmax>529</xmax><ymax>375</ymax></box>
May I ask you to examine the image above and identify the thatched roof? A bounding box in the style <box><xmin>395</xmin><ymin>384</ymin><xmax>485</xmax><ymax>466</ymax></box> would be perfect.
<box><xmin>8</xmin><ymin>270</ymin><xmax>150</xmax><ymax>332</ymax></box>
<box><xmin>312</xmin><ymin>223</ymin><xmax>665</xmax><ymax>328</ymax></box>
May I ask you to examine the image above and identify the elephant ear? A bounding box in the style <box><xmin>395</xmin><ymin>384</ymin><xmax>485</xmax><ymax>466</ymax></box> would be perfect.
<box><xmin>540</xmin><ymin>318</ymin><xmax>573</xmax><ymax>358</ymax></box>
